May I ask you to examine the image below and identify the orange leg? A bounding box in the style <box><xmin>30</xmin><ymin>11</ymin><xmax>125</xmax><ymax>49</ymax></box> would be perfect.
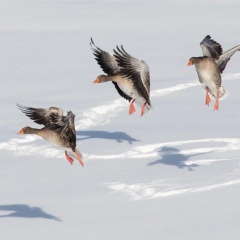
<box><xmin>129</xmin><ymin>100</ymin><xmax>136</xmax><ymax>115</ymax></box>
<box><xmin>141</xmin><ymin>102</ymin><xmax>147</xmax><ymax>116</ymax></box>
<box><xmin>205</xmin><ymin>87</ymin><xmax>211</xmax><ymax>106</ymax></box>
<box><xmin>214</xmin><ymin>89</ymin><xmax>219</xmax><ymax>111</ymax></box>
<box><xmin>75</xmin><ymin>150</ymin><xmax>84</xmax><ymax>167</ymax></box>
<box><xmin>65</xmin><ymin>151</ymin><xmax>74</xmax><ymax>165</ymax></box>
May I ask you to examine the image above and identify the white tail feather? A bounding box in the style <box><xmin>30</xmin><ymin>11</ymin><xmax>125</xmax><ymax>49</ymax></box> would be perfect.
<box><xmin>202</xmin><ymin>86</ymin><xmax>229</xmax><ymax>101</ymax></box>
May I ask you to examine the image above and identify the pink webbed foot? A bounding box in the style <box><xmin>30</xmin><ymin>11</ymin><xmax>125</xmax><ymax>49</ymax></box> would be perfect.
<box><xmin>65</xmin><ymin>151</ymin><xmax>74</xmax><ymax>165</ymax></box>
<box><xmin>129</xmin><ymin>100</ymin><xmax>136</xmax><ymax>115</ymax></box>
<box><xmin>205</xmin><ymin>88</ymin><xmax>211</xmax><ymax>106</ymax></box>
<box><xmin>214</xmin><ymin>89</ymin><xmax>220</xmax><ymax>111</ymax></box>
<box><xmin>141</xmin><ymin>103</ymin><xmax>147</xmax><ymax>116</ymax></box>
<box><xmin>75</xmin><ymin>150</ymin><xmax>84</xmax><ymax>167</ymax></box>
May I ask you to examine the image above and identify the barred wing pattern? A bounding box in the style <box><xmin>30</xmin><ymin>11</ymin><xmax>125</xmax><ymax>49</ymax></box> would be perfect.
<box><xmin>200</xmin><ymin>35</ymin><xmax>223</xmax><ymax>59</ymax></box>
<box><xmin>113</xmin><ymin>46</ymin><xmax>150</xmax><ymax>104</ymax></box>
<box><xmin>17</xmin><ymin>104</ymin><xmax>63</xmax><ymax>127</ymax></box>
<box><xmin>90</xmin><ymin>38</ymin><xmax>120</xmax><ymax>75</ymax></box>
<box><xmin>216</xmin><ymin>45</ymin><xmax>240</xmax><ymax>73</ymax></box>
<box><xmin>49</xmin><ymin>111</ymin><xmax>77</xmax><ymax>151</ymax></box>
<box><xmin>91</xmin><ymin>38</ymin><xmax>132</xmax><ymax>102</ymax></box>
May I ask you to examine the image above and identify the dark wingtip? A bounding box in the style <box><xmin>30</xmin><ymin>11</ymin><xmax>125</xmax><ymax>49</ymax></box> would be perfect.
<box><xmin>67</xmin><ymin>111</ymin><xmax>75</xmax><ymax>118</ymax></box>
<box><xmin>121</xmin><ymin>45</ymin><xmax>128</xmax><ymax>55</ymax></box>
<box><xmin>16</xmin><ymin>103</ymin><xmax>30</xmax><ymax>115</ymax></box>
<box><xmin>90</xmin><ymin>38</ymin><xmax>102</xmax><ymax>53</ymax></box>
<box><xmin>16</xmin><ymin>103</ymin><xmax>25</xmax><ymax>111</ymax></box>
<box><xmin>116</xmin><ymin>45</ymin><xmax>122</xmax><ymax>54</ymax></box>
<box><xmin>90</xmin><ymin>37</ymin><xmax>94</xmax><ymax>45</ymax></box>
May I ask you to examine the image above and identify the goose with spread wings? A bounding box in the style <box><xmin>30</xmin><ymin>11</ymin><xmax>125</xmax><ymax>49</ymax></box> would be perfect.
<box><xmin>17</xmin><ymin>104</ymin><xmax>84</xmax><ymax>167</ymax></box>
<box><xmin>90</xmin><ymin>38</ymin><xmax>151</xmax><ymax>116</ymax></box>
<box><xmin>188</xmin><ymin>35</ymin><xmax>240</xmax><ymax>110</ymax></box>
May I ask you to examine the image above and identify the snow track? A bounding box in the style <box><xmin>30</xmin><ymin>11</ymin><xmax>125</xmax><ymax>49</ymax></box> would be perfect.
<box><xmin>75</xmin><ymin>73</ymin><xmax>240</xmax><ymax>130</ymax></box>
<box><xmin>105</xmin><ymin>178</ymin><xmax>240</xmax><ymax>200</ymax></box>
<box><xmin>1</xmin><ymin>73</ymin><xmax>240</xmax><ymax>160</ymax></box>
<box><xmin>74</xmin><ymin>82</ymin><xmax>200</xmax><ymax>131</ymax></box>
<box><xmin>1</xmin><ymin>75</ymin><xmax>239</xmax><ymax>201</ymax></box>
<box><xmin>1</xmin><ymin>80</ymin><xmax>203</xmax><ymax>155</ymax></box>
<box><xmin>86</xmin><ymin>138</ymin><xmax>240</xmax><ymax>160</ymax></box>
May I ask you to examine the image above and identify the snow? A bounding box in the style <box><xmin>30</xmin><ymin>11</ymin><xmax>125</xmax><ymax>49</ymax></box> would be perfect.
<box><xmin>1</xmin><ymin>0</ymin><xmax>240</xmax><ymax>239</ymax></box>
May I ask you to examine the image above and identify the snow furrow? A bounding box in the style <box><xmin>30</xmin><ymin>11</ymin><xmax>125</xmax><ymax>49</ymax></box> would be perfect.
<box><xmin>105</xmin><ymin>178</ymin><xmax>240</xmax><ymax>200</ymax></box>
<box><xmin>75</xmin><ymin>73</ymin><xmax>240</xmax><ymax>130</ymax></box>
<box><xmin>1</xmin><ymin>73</ymin><xmax>240</xmax><ymax>158</ymax></box>
<box><xmin>1</xmin><ymin>135</ymin><xmax>240</xmax><ymax>167</ymax></box>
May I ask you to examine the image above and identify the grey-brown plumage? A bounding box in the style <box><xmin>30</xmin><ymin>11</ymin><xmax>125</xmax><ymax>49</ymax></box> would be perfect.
<box><xmin>17</xmin><ymin>104</ymin><xmax>83</xmax><ymax>166</ymax></box>
<box><xmin>188</xmin><ymin>35</ymin><xmax>240</xmax><ymax>110</ymax></box>
<box><xmin>200</xmin><ymin>35</ymin><xmax>240</xmax><ymax>73</ymax></box>
<box><xmin>90</xmin><ymin>38</ymin><xmax>151</xmax><ymax>116</ymax></box>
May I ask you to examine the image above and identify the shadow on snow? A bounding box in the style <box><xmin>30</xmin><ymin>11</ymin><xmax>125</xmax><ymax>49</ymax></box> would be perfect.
<box><xmin>148</xmin><ymin>146</ymin><xmax>205</xmax><ymax>171</ymax></box>
<box><xmin>0</xmin><ymin>204</ymin><xmax>61</xmax><ymax>221</ymax></box>
<box><xmin>76</xmin><ymin>130</ymin><xmax>140</xmax><ymax>144</ymax></box>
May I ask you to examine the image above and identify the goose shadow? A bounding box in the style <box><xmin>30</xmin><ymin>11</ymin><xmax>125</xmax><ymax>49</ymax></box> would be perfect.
<box><xmin>0</xmin><ymin>204</ymin><xmax>61</xmax><ymax>221</ymax></box>
<box><xmin>76</xmin><ymin>130</ymin><xmax>140</xmax><ymax>144</ymax></box>
<box><xmin>148</xmin><ymin>146</ymin><xmax>206</xmax><ymax>171</ymax></box>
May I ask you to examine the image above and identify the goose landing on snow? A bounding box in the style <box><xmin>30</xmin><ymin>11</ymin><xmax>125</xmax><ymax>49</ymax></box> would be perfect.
<box><xmin>188</xmin><ymin>35</ymin><xmax>240</xmax><ymax>110</ymax></box>
<box><xmin>17</xmin><ymin>104</ymin><xmax>84</xmax><ymax>167</ymax></box>
<box><xmin>90</xmin><ymin>38</ymin><xmax>151</xmax><ymax>116</ymax></box>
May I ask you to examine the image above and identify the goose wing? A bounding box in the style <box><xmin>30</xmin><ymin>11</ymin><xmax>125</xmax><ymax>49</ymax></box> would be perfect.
<box><xmin>17</xmin><ymin>103</ymin><xmax>63</xmax><ymax>127</ymax></box>
<box><xmin>49</xmin><ymin>111</ymin><xmax>77</xmax><ymax>151</ymax></box>
<box><xmin>90</xmin><ymin>38</ymin><xmax>120</xmax><ymax>75</ymax></box>
<box><xmin>216</xmin><ymin>45</ymin><xmax>240</xmax><ymax>73</ymax></box>
<box><xmin>113</xmin><ymin>45</ymin><xmax>150</xmax><ymax>102</ymax></box>
<box><xmin>200</xmin><ymin>35</ymin><xmax>223</xmax><ymax>59</ymax></box>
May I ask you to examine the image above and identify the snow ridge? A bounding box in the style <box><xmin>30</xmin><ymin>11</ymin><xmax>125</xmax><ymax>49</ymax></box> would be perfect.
<box><xmin>75</xmin><ymin>73</ymin><xmax>240</xmax><ymax>130</ymax></box>
<box><xmin>1</xmin><ymin>73</ymin><xmax>240</xmax><ymax>160</ymax></box>
<box><xmin>105</xmin><ymin>179</ymin><xmax>240</xmax><ymax>200</ymax></box>
<box><xmin>86</xmin><ymin>138</ymin><xmax>240</xmax><ymax>161</ymax></box>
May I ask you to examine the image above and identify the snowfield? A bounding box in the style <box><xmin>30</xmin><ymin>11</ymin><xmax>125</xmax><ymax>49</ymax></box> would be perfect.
<box><xmin>1</xmin><ymin>0</ymin><xmax>240</xmax><ymax>240</ymax></box>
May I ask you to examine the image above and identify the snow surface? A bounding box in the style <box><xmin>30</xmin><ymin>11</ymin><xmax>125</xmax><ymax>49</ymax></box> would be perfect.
<box><xmin>1</xmin><ymin>0</ymin><xmax>240</xmax><ymax>239</ymax></box>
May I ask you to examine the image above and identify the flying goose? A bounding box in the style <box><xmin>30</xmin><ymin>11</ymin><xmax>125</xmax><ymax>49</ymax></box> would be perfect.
<box><xmin>17</xmin><ymin>104</ymin><xmax>84</xmax><ymax>166</ymax></box>
<box><xmin>188</xmin><ymin>35</ymin><xmax>240</xmax><ymax>110</ymax></box>
<box><xmin>91</xmin><ymin>38</ymin><xmax>151</xmax><ymax>116</ymax></box>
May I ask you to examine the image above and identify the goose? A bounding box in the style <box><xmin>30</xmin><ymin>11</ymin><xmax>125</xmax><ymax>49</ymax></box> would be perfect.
<box><xmin>90</xmin><ymin>38</ymin><xmax>151</xmax><ymax>116</ymax></box>
<box><xmin>17</xmin><ymin>104</ymin><xmax>84</xmax><ymax>166</ymax></box>
<box><xmin>188</xmin><ymin>35</ymin><xmax>240</xmax><ymax>110</ymax></box>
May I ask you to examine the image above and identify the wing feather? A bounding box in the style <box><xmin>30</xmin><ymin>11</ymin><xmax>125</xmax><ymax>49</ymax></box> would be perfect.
<box><xmin>200</xmin><ymin>35</ymin><xmax>223</xmax><ymax>59</ymax></box>
<box><xmin>49</xmin><ymin>111</ymin><xmax>76</xmax><ymax>151</ymax></box>
<box><xmin>113</xmin><ymin>46</ymin><xmax>150</xmax><ymax>103</ymax></box>
<box><xmin>90</xmin><ymin>38</ymin><xmax>120</xmax><ymax>75</ymax></box>
<box><xmin>216</xmin><ymin>45</ymin><xmax>240</xmax><ymax>73</ymax></box>
<box><xmin>17</xmin><ymin>103</ymin><xmax>63</xmax><ymax>127</ymax></box>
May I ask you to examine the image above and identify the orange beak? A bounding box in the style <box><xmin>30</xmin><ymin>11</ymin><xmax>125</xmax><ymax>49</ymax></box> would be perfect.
<box><xmin>93</xmin><ymin>78</ymin><xmax>100</xmax><ymax>83</ymax></box>
<box><xmin>17</xmin><ymin>129</ymin><xmax>24</xmax><ymax>135</ymax></box>
<box><xmin>187</xmin><ymin>60</ymin><xmax>193</xmax><ymax>66</ymax></box>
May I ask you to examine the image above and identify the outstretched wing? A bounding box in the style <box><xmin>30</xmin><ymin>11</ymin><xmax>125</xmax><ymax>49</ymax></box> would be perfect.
<box><xmin>17</xmin><ymin>103</ymin><xmax>63</xmax><ymax>127</ymax></box>
<box><xmin>90</xmin><ymin>38</ymin><xmax>120</xmax><ymax>75</ymax></box>
<box><xmin>113</xmin><ymin>45</ymin><xmax>150</xmax><ymax>103</ymax></box>
<box><xmin>200</xmin><ymin>35</ymin><xmax>223</xmax><ymax>59</ymax></box>
<box><xmin>216</xmin><ymin>45</ymin><xmax>240</xmax><ymax>73</ymax></box>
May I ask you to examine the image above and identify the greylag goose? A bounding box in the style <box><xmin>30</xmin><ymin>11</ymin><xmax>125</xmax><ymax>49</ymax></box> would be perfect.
<box><xmin>17</xmin><ymin>104</ymin><xmax>84</xmax><ymax>166</ymax></box>
<box><xmin>90</xmin><ymin>38</ymin><xmax>151</xmax><ymax>116</ymax></box>
<box><xmin>188</xmin><ymin>35</ymin><xmax>240</xmax><ymax>110</ymax></box>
